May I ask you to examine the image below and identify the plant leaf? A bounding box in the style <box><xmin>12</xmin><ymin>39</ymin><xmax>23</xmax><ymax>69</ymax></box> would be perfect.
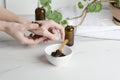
<box><xmin>116</xmin><ymin>0</ymin><xmax>120</xmax><ymax>3</ymax></box>
<box><xmin>83</xmin><ymin>0</ymin><xmax>87</xmax><ymax>2</ymax></box>
<box><xmin>46</xmin><ymin>3</ymin><xmax>51</xmax><ymax>10</ymax></box>
<box><xmin>40</xmin><ymin>0</ymin><xmax>65</xmax><ymax>25</ymax></box>
<box><xmin>39</xmin><ymin>0</ymin><xmax>51</xmax><ymax>7</ymax></box>
<box><xmin>78</xmin><ymin>2</ymin><xmax>84</xmax><ymax>9</ymax></box>
<box><xmin>61</xmin><ymin>20</ymin><xmax>67</xmax><ymax>25</ymax></box>
<box><xmin>87</xmin><ymin>4</ymin><xmax>96</xmax><ymax>12</ymax></box>
<box><xmin>46</xmin><ymin>10</ymin><xmax>62</xmax><ymax>23</ymax></box>
<box><xmin>46</xmin><ymin>10</ymin><xmax>53</xmax><ymax>19</ymax></box>
<box><xmin>94</xmin><ymin>2</ymin><xmax>102</xmax><ymax>12</ymax></box>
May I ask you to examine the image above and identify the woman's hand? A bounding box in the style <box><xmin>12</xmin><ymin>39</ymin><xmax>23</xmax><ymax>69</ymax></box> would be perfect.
<box><xmin>3</xmin><ymin>21</ymin><xmax>46</xmax><ymax>45</ymax></box>
<box><xmin>31</xmin><ymin>20</ymin><xmax>65</xmax><ymax>41</ymax></box>
<box><xmin>0</xmin><ymin>20</ymin><xmax>65</xmax><ymax>45</ymax></box>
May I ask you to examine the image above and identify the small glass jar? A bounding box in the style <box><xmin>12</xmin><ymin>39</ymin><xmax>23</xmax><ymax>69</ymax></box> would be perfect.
<box><xmin>35</xmin><ymin>7</ymin><xmax>46</xmax><ymax>20</ymax></box>
<box><xmin>65</xmin><ymin>25</ymin><xmax>74</xmax><ymax>46</ymax></box>
<box><xmin>35</xmin><ymin>0</ymin><xmax>46</xmax><ymax>20</ymax></box>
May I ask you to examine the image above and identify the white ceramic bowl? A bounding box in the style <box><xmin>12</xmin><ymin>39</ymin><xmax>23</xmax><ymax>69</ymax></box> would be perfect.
<box><xmin>45</xmin><ymin>44</ymin><xmax>72</xmax><ymax>66</ymax></box>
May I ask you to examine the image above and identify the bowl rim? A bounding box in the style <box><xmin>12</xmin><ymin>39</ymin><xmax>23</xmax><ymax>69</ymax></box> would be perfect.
<box><xmin>44</xmin><ymin>43</ymin><xmax>72</xmax><ymax>58</ymax></box>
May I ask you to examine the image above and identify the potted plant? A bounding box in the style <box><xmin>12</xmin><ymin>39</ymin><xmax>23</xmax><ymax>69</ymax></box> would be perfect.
<box><xmin>68</xmin><ymin>0</ymin><xmax>120</xmax><ymax>26</ymax></box>
<box><xmin>109</xmin><ymin>0</ymin><xmax>120</xmax><ymax>25</ymax></box>
<box><xmin>39</xmin><ymin>0</ymin><xmax>120</xmax><ymax>26</ymax></box>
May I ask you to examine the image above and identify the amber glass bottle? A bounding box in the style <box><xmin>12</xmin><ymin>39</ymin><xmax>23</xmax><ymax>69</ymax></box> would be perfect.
<box><xmin>35</xmin><ymin>1</ymin><xmax>46</xmax><ymax>20</ymax></box>
<box><xmin>65</xmin><ymin>25</ymin><xmax>74</xmax><ymax>46</ymax></box>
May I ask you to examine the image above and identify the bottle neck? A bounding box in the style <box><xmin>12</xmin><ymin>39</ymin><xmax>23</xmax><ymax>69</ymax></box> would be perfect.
<box><xmin>65</xmin><ymin>25</ymin><xmax>74</xmax><ymax>31</ymax></box>
<box><xmin>37</xmin><ymin>0</ymin><xmax>40</xmax><ymax>8</ymax></box>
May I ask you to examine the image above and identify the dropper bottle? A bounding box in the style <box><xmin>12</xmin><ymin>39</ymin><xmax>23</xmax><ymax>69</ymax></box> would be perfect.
<box><xmin>65</xmin><ymin>21</ymin><xmax>74</xmax><ymax>46</ymax></box>
<box><xmin>35</xmin><ymin>0</ymin><xmax>46</xmax><ymax>20</ymax></box>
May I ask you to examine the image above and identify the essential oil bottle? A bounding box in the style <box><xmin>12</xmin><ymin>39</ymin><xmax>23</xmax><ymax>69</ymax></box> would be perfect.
<box><xmin>65</xmin><ymin>25</ymin><xmax>74</xmax><ymax>46</ymax></box>
<box><xmin>35</xmin><ymin>0</ymin><xmax>46</xmax><ymax>20</ymax></box>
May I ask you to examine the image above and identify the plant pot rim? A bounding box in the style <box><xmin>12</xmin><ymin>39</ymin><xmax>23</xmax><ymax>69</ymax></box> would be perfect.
<box><xmin>110</xmin><ymin>2</ymin><xmax>120</xmax><ymax>9</ymax></box>
<box><xmin>110</xmin><ymin>2</ymin><xmax>120</xmax><ymax>25</ymax></box>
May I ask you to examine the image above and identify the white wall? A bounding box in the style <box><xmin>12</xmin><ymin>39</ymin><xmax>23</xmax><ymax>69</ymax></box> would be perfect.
<box><xmin>6</xmin><ymin>0</ymin><xmax>37</xmax><ymax>15</ymax></box>
<box><xmin>5</xmin><ymin>0</ymin><xmax>109</xmax><ymax>15</ymax></box>
<box><xmin>5</xmin><ymin>0</ymin><xmax>79</xmax><ymax>15</ymax></box>
<box><xmin>0</xmin><ymin>0</ymin><xmax>5</xmax><ymax>7</ymax></box>
<box><xmin>51</xmin><ymin>0</ymin><xmax>79</xmax><ymax>9</ymax></box>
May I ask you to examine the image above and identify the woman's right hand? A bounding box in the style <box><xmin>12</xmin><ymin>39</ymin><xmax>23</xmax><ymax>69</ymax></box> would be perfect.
<box><xmin>31</xmin><ymin>20</ymin><xmax>65</xmax><ymax>41</ymax></box>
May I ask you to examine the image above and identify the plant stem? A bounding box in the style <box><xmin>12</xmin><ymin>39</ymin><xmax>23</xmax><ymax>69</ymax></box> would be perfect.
<box><xmin>68</xmin><ymin>0</ymin><xmax>97</xmax><ymax>25</ymax></box>
<box><xmin>100</xmin><ymin>0</ymin><xmax>116</xmax><ymax>2</ymax></box>
<box><xmin>68</xmin><ymin>8</ymin><xmax>87</xmax><ymax>20</ymax></box>
<box><xmin>77</xmin><ymin>10</ymin><xmax>87</xmax><ymax>26</ymax></box>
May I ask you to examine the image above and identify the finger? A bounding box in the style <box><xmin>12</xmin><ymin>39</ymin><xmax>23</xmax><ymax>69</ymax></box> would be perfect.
<box><xmin>34</xmin><ymin>20</ymin><xmax>44</xmax><ymax>24</ymax></box>
<box><xmin>51</xmin><ymin>28</ymin><xmax>57</xmax><ymax>34</ymax></box>
<box><xmin>34</xmin><ymin>20</ymin><xmax>65</xmax><ymax>40</ymax></box>
<box><xmin>51</xmin><ymin>29</ymin><xmax>60</xmax><ymax>39</ymax></box>
<box><xmin>49</xmin><ymin>21</ymin><xmax>65</xmax><ymax>40</ymax></box>
<box><xmin>43</xmin><ymin>30</ymin><xmax>59</xmax><ymax>40</ymax></box>
<box><xmin>14</xmin><ymin>32</ymin><xmax>44</xmax><ymax>45</ymax></box>
<box><xmin>60</xmin><ymin>27</ymin><xmax>65</xmax><ymax>40</ymax></box>
<box><xmin>24</xmin><ymin>34</ymin><xmax>45</xmax><ymax>45</ymax></box>
<box><xmin>25</xmin><ymin>23</ymin><xmax>39</xmax><ymax>30</ymax></box>
<box><xmin>13</xmin><ymin>32</ymin><xmax>27</xmax><ymax>43</ymax></box>
<box><xmin>32</xmin><ymin>34</ymin><xmax>43</xmax><ymax>40</ymax></box>
<box><xmin>22</xmin><ymin>37</ymin><xmax>45</xmax><ymax>45</ymax></box>
<box><xmin>43</xmin><ymin>38</ymin><xmax>51</xmax><ymax>42</ymax></box>
<box><xmin>29</xmin><ymin>29</ymin><xmax>42</xmax><ymax>35</ymax></box>
<box><xmin>54</xmin><ymin>26</ymin><xmax>65</xmax><ymax>40</ymax></box>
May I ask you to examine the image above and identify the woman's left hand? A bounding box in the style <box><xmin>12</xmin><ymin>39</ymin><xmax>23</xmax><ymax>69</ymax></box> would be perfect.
<box><xmin>4</xmin><ymin>22</ymin><xmax>46</xmax><ymax>45</ymax></box>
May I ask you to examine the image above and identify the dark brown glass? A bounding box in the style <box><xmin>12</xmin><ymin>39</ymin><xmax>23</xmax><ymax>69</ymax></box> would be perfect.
<box><xmin>35</xmin><ymin>7</ymin><xmax>46</xmax><ymax>20</ymax></box>
<box><xmin>65</xmin><ymin>25</ymin><xmax>74</xmax><ymax>46</ymax></box>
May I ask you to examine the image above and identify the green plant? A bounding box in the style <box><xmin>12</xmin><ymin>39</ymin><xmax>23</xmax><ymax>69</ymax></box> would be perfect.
<box><xmin>116</xmin><ymin>0</ymin><xmax>120</xmax><ymax>7</ymax></box>
<box><xmin>68</xmin><ymin>0</ymin><xmax>102</xmax><ymax>26</ymax></box>
<box><xmin>39</xmin><ymin>0</ymin><xmax>120</xmax><ymax>26</ymax></box>
<box><xmin>39</xmin><ymin>0</ymin><xmax>67</xmax><ymax>25</ymax></box>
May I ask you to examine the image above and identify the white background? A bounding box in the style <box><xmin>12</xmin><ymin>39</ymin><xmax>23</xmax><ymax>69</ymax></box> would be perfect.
<box><xmin>0</xmin><ymin>0</ymin><xmax>109</xmax><ymax>15</ymax></box>
<box><xmin>5</xmin><ymin>0</ymin><xmax>79</xmax><ymax>15</ymax></box>
<box><xmin>0</xmin><ymin>0</ymin><xmax>5</xmax><ymax>7</ymax></box>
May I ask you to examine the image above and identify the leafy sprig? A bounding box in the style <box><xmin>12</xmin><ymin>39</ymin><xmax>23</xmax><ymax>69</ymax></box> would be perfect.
<box><xmin>77</xmin><ymin>1</ymin><xmax>102</xmax><ymax>12</ymax></box>
<box><xmin>39</xmin><ymin>0</ymin><xmax>120</xmax><ymax>26</ymax></box>
<box><xmin>39</xmin><ymin>0</ymin><xmax>103</xmax><ymax>26</ymax></box>
<box><xmin>69</xmin><ymin>0</ymin><xmax>103</xmax><ymax>26</ymax></box>
<box><xmin>39</xmin><ymin>0</ymin><xmax>67</xmax><ymax>25</ymax></box>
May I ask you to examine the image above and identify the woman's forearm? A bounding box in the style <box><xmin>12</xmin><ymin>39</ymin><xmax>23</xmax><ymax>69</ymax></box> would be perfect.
<box><xmin>0</xmin><ymin>6</ymin><xmax>31</xmax><ymax>24</ymax></box>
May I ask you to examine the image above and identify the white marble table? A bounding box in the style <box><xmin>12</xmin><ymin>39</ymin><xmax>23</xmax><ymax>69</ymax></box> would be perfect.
<box><xmin>0</xmin><ymin>31</ymin><xmax>120</xmax><ymax>80</ymax></box>
<box><xmin>0</xmin><ymin>7</ymin><xmax>120</xmax><ymax>80</ymax></box>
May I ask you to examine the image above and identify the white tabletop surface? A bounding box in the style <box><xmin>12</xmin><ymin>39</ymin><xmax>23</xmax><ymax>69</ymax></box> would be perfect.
<box><xmin>0</xmin><ymin>31</ymin><xmax>120</xmax><ymax>80</ymax></box>
<box><xmin>0</xmin><ymin>8</ymin><xmax>120</xmax><ymax>80</ymax></box>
